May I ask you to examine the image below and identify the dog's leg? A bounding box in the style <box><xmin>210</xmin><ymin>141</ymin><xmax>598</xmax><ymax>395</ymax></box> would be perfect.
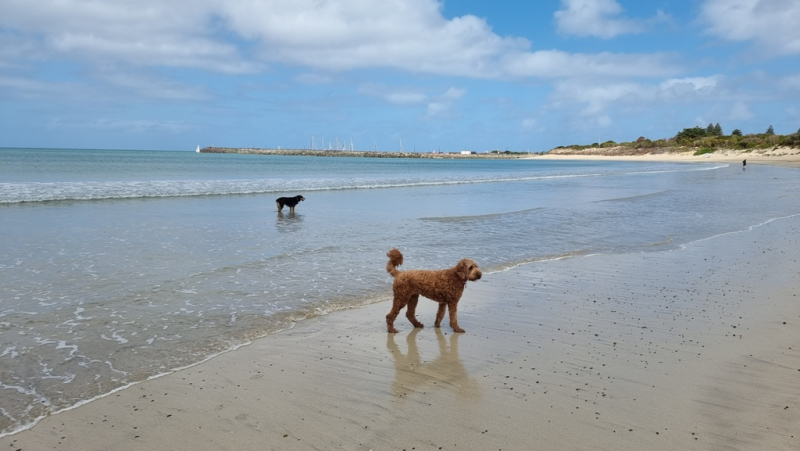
<box><xmin>405</xmin><ymin>294</ymin><xmax>424</xmax><ymax>328</ymax></box>
<box><xmin>434</xmin><ymin>303</ymin><xmax>446</xmax><ymax>328</ymax></box>
<box><xmin>386</xmin><ymin>310</ymin><xmax>400</xmax><ymax>333</ymax></box>
<box><xmin>276</xmin><ymin>201</ymin><xmax>283</xmax><ymax>212</ymax></box>
<box><xmin>386</xmin><ymin>297</ymin><xmax>406</xmax><ymax>333</ymax></box>
<box><xmin>448</xmin><ymin>302</ymin><xmax>465</xmax><ymax>333</ymax></box>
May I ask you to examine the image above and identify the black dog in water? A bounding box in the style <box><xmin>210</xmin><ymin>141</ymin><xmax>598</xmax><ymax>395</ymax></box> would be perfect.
<box><xmin>276</xmin><ymin>195</ymin><xmax>305</xmax><ymax>213</ymax></box>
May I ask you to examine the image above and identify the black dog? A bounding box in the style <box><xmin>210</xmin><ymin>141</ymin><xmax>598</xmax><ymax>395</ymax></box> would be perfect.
<box><xmin>276</xmin><ymin>195</ymin><xmax>305</xmax><ymax>213</ymax></box>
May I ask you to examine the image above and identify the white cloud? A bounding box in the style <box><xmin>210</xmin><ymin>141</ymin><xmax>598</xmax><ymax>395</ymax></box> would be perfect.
<box><xmin>0</xmin><ymin>0</ymin><xmax>259</xmax><ymax>73</ymax></box>
<box><xmin>700</xmin><ymin>0</ymin><xmax>800</xmax><ymax>56</ymax></box>
<box><xmin>441</xmin><ymin>87</ymin><xmax>465</xmax><ymax>100</ymax></box>
<box><xmin>550</xmin><ymin>80</ymin><xmax>647</xmax><ymax>118</ymax></box>
<box><xmin>660</xmin><ymin>76</ymin><xmax>720</xmax><ymax>90</ymax></box>
<box><xmin>554</xmin><ymin>0</ymin><xmax>645</xmax><ymax>39</ymax></box>
<box><xmin>504</xmin><ymin>50</ymin><xmax>680</xmax><ymax>79</ymax></box>
<box><xmin>0</xmin><ymin>32</ymin><xmax>39</xmax><ymax>69</ymax></box>
<box><xmin>594</xmin><ymin>115</ymin><xmax>612</xmax><ymax>127</ymax></box>
<box><xmin>427</xmin><ymin>87</ymin><xmax>466</xmax><ymax>117</ymax></box>
<box><xmin>358</xmin><ymin>84</ymin><xmax>463</xmax><ymax>115</ymax></box>
<box><xmin>0</xmin><ymin>0</ymin><xmax>681</xmax><ymax>80</ymax></box>
<box><xmin>294</xmin><ymin>73</ymin><xmax>333</xmax><ymax>85</ymax></box>
<box><xmin>0</xmin><ymin>68</ymin><xmax>208</xmax><ymax>103</ymax></box>
<box><xmin>0</xmin><ymin>76</ymin><xmax>61</xmax><ymax>95</ymax></box>
<box><xmin>0</xmin><ymin>75</ymin><xmax>96</xmax><ymax>102</ymax></box>
<box><xmin>358</xmin><ymin>83</ymin><xmax>427</xmax><ymax>105</ymax></box>
<box><xmin>387</xmin><ymin>92</ymin><xmax>428</xmax><ymax>105</ymax></box>
<box><xmin>658</xmin><ymin>76</ymin><xmax>722</xmax><ymax>102</ymax></box>
<box><xmin>779</xmin><ymin>75</ymin><xmax>800</xmax><ymax>91</ymax></box>
<box><xmin>541</xmin><ymin>73</ymin><xmax>800</xmax><ymax>136</ymax></box>
<box><xmin>427</xmin><ymin>102</ymin><xmax>448</xmax><ymax>117</ymax></box>
<box><xmin>548</xmin><ymin>76</ymin><xmax>724</xmax><ymax>118</ymax></box>
<box><xmin>222</xmin><ymin>0</ymin><xmax>530</xmax><ymax>77</ymax></box>
<box><xmin>47</xmin><ymin>118</ymin><xmax>195</xmax><ymax>134</ymax></box>
<box><xmin>94</xmin><ymin>67</ymin><xmax>211</xmax><ymax>100</ymax></box>
<box><xmin>521</xmin><ymin>118</ymin><xmax>538</xmax><ymax>130</ymax></box>
<box><xmin>729</xmin><ymin>101</ymin><xmax>754</xmax><ymax>120</ymax></box>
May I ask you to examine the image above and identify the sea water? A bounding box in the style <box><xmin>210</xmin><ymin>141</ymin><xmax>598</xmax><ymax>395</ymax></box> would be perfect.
<box><xmin>2</xmin><ymin>147</ymin><xmax>799</xmax><ymax>435</ymax></box>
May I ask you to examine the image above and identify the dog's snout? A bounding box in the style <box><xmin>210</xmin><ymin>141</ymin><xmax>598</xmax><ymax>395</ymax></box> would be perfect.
<box><xmin>475</xmin><ymin>271</ymin><xmax>482</xmax><ymax>280</ymax></box>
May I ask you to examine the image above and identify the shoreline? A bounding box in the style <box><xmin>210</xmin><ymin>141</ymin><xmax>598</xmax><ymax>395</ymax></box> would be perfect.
<box><xmin>531</xmin><ymin>147</ymin><xmax>800</xmax><ymax>168</ymax></box>
<box><xmin>3</xmin><ymin>199</ymin><xmax>799</xmax><ymax>449</ymax></box>
<box><xmin>198</xmin><ymin>145</ymin><xmax>800</xmax><ymax>168</ymax></box>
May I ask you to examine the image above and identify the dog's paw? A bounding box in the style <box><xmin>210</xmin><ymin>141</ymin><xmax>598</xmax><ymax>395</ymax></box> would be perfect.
<box><xmin>388</xmin><ymin>328</ymin><xmax>399</xmax><ymax>333</ymax></box>
<box><xmin>453</xmin><ymin>327</ymin><xmax>465</xmax><ymax>333</ymax></box>
<box><xmin>414</xmin><ymin>323</ymin><xmax>424</xmax><ymax>328</ymax></box>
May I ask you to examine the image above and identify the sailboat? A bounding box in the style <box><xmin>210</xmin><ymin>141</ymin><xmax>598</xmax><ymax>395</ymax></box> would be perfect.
<box><xmin>195</xmin><ymin>145</ymin><xmax>200</xmax><ymax>153</ymax></box>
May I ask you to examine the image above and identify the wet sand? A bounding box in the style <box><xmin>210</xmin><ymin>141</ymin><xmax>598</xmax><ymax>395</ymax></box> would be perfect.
<box><xmin>3</xmin><ymin>188</ymin><xmax>800</xmax><ymax>450</ymax></box>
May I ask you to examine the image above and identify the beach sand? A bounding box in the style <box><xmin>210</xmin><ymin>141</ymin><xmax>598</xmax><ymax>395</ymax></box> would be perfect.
<box><xmin>532</xmin><ymin>149</ymin><xmax>800</xmax><ymax>168</ymax></box>
<box><xmin>3</xmin><ymin>170</ymin><xmax>800</xmax><ymax>451</ymax></box>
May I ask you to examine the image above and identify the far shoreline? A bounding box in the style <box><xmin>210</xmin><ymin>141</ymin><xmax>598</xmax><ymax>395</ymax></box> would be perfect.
<box><xmin>199</xmin><ymin>145</ymin><xmax>800</xmax><ymax>168</ymax></box>
<box><xmin>530</xmin><ymin>150</ymin><xmax>800</xmax><ymax>168</ymax></box>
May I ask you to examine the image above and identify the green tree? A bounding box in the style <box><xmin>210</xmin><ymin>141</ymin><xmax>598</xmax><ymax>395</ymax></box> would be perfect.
<box><xmin>732</xmin><ymin>129</ymin><xmax>743</xmax><ymax>136</ymax></box>
<box><xmin>706</xmin><ymin>123</ymin><xmax>714</xmax><ymax>134</ymax></box>
<box><xmin>713</xmin><ymin>123</ymin><xmax>723</xmax><ymax>136</ymax></box>
<box><xmin>676</xmin><ymin>127</ymin><xmax>707</xmax><ymax>142</ymax></box>
<box><xmin>766</xmin><ymin>125</ymin><xmax>775</xmax><ymax>135</ymax></box>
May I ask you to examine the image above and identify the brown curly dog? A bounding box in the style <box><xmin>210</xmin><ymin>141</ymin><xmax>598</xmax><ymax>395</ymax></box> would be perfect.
<box><xmin>385</xmin><ymin>248</ymin><xmax>482</xmax><ymax>333</ymax></box>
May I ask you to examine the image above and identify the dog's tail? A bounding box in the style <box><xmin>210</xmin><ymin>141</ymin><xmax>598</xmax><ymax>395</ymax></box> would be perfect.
<box><xmin>386</xmin><ymin>248</ymin><xmax>403</xmax><ymax>277</ymax></box>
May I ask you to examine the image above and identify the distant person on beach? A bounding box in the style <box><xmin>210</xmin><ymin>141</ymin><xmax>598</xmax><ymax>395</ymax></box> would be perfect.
<box><xmin>743</xmin><ymin>159</ymin><xmax>746</xmax><ymax>169</ymax></box>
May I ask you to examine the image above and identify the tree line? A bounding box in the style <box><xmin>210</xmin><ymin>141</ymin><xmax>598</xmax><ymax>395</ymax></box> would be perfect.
<box><xmin>554</xmin><ymin>124</ymin><xmax>800</xmax><ymax>151</ymax></box>
<box><xmin>673</xmin><ymin>123</ymin><xmax>799</xmax><ymax>149</ymax></box>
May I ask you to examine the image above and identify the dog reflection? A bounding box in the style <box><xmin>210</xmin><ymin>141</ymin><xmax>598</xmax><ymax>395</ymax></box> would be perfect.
<box><xmin>276</xmin><ymin>211</ymin><xmax>300</xmax><ymax>220</ymax></box>
<box><xmin>386</xmin><ymin>328</ymin><xmax>478</xmax><ymax>401</ymax></box>
<box><xmin>275</xmin><ymin>211</ymin><xmax>303</xmax><ymax>232</ymax></box>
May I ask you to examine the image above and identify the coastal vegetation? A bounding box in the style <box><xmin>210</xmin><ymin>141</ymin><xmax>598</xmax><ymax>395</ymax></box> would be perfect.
<box><xmin>693</xmin><ymin>147</ymin><xmax>716</xmax><ymax>156</ymax></box>
<box><xmin>551</xmin><ymin>124</ymin><xmax>800</xmax><ymax>154</ymax></box>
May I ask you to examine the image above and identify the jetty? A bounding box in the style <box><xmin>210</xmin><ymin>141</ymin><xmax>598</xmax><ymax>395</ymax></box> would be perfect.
<box><xmin>198</xmin><ymin>147</ymin><xmax>530</xmax><ymax>159</ymax></box>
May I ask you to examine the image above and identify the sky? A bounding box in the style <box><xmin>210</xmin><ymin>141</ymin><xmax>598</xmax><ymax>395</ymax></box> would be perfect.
<box><xmin>1</xmin><ymin>0</ymin><xmax>799</xmax><ymax>152</ymax></box>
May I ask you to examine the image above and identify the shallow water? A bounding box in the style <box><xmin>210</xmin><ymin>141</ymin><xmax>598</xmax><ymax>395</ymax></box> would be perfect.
<box><xmin>1</xmin><ymin>147</ymin><xmax>799</xmax><ymax>435</ymax></box>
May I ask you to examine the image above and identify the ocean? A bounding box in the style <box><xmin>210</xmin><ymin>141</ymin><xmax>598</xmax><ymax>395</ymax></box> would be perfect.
<box><xmin>1</xmin><ymin>147</ymin><xmax>799</xmax><ymax>436</ymax></box>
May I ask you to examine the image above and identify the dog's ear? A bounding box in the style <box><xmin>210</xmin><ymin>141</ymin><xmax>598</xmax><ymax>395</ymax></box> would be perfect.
<box><xmin>455</xmin><ymin>259</ymin><xmax>470</xmax><ymax>280</ymax></box>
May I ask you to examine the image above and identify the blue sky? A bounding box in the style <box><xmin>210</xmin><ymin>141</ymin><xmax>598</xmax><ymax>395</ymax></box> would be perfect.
<box><xmin>1</xmin><ymin>0</ymin><xmax>799</xmax><ymax>152</ymax></box>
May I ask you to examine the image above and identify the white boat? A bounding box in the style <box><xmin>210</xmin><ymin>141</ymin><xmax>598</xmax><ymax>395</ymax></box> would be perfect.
<box><xmin>195</xmin><ymin>145</ymin><xmax>200</xmax><ymax>153</ymax></box>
